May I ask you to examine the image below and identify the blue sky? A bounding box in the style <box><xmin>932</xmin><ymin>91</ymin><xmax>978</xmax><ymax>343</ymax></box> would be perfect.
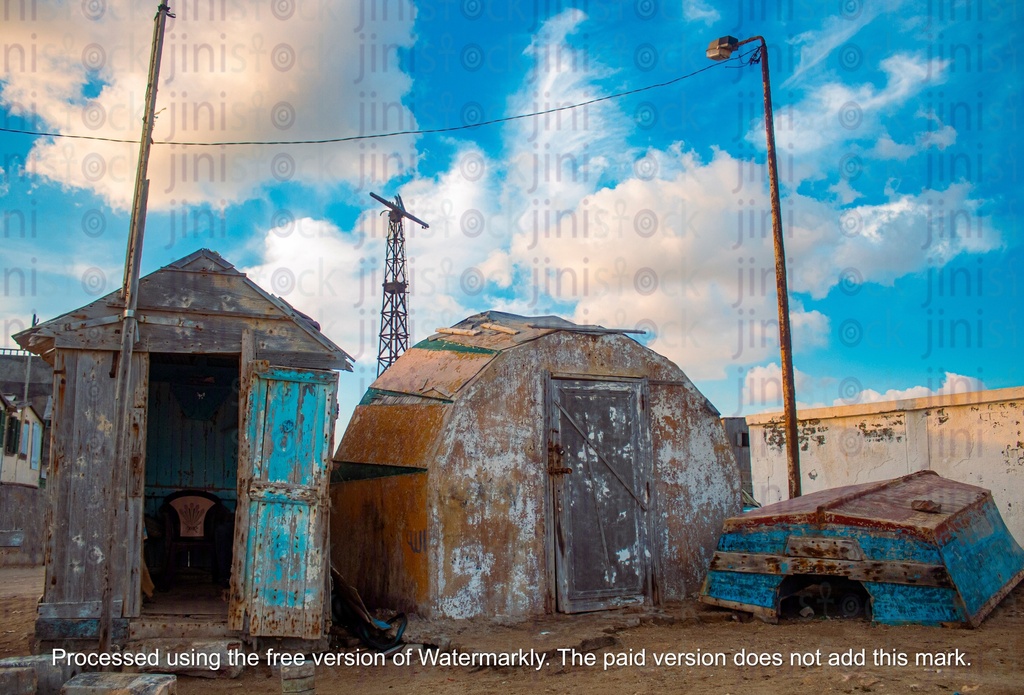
<box><xmin>1</xmin><ymin>0</ymin><xmax>1020</xmax><ymax>425</ymax></box>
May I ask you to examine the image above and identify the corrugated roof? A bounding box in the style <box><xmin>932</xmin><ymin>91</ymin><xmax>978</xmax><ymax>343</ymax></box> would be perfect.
<box><xmin>367</xmin><ymin>311</ymin><xmax>640</xmax><ymax>402</ymax></box>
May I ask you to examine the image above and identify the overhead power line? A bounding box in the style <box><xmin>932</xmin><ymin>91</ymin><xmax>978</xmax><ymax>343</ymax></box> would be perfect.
<box><xmin>0</xmin><ymin>51</ymin><xmax>751</xmax><ymax>147</ymax></box>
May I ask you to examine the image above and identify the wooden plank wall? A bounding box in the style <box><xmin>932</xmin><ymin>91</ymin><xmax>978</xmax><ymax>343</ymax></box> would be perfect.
<box><xmin>42</xmin><ymin>349</ymin><xmax>147</xmax><ymax>618</ymax></box>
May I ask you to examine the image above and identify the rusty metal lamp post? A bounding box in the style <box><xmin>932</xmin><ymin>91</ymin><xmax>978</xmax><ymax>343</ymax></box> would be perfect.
<box><xmin>707</xmin><ymin>35</ymin><xmax>801</xmax><ymax>499</ymax></box>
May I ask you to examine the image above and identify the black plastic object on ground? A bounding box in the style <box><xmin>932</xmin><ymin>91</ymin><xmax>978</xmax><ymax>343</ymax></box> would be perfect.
<box><xmin>330</xmin><ymin>565</ymin><xmax>407</xmax><ymax>651</ymax></box>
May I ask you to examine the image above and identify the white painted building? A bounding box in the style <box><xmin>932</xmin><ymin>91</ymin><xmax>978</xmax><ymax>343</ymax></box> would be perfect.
<box><xmin>0</xmin><ymin>395</ymin><xmax>44</xmax><ymax>488</ymax></box>
<box><xmin>747</xmin><ymin>387</ymin><xmax>1024</xmax><ymax>543</ymax></box>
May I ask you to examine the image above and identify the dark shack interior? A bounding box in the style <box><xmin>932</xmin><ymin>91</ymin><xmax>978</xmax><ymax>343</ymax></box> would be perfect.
<box><xmin>144</xmin><ymin>352</ymin><xmax>239</xmax><ymax>602</ymax></box>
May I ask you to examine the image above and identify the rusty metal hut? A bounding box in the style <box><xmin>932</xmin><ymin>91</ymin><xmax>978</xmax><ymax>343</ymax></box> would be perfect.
<box><xmin>14</xmin><ymin>249</ymin><xmax>351</xmax><ymax>647</ymax></box>
<box><xmin>331</xmin><ymin>311</ymin><xmax>739</xmax><ymax>619</ymax></box>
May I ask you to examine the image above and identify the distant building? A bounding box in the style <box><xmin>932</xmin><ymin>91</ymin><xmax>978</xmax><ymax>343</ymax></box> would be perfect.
<box><xmin>721</xmin><ymin>417</ymin><xmax>752</xmax><ymax>501</ymax></box>
<box><xmin>1</xmin><ymin>398</ymin><xmax>44</xmax><ymax>487</ymax></box>
<box><xmin>0</xmin><ymin>355</ymin><xmax>50</xmax><ymax>566</ymax></box>
<box><xmin>0</xmin><ymin>348</ymin><xmax>53</xmax><ymax>485</ymax></box>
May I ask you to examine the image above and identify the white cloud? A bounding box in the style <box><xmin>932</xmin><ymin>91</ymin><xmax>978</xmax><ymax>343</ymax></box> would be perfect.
<box><xmin>738</xmin><ymin>362</ymin><xmax>824</xmax><ymax>413</ymax></box>
<box><xmin>835</xmin><ymin>372</ymin><xmax>985</xmax><ymax>406</ymax></box>
<box><xmin>237</xmin><ymin>10</ymin><xmax>1000</xmax><ymax>400</ymax></box>
<box><xmin>768</xmin><ymin>54</ymin><xmax>950</xmax><ymax>166</ymax></box>
<box><xmin>784</xmin><ymin>8</ymin><xmax>884</xmax><ymax>87</ymax></box>
<box><xmin>3</xmin><ymin>2</ymin><xmax>417</xmax><ymax>210</ymax></box>
<box><xmin>786</xmin><ymin>182</ymin><xmax>998</xmax><ymax>300</ymax></box>
<box><xmin>868</xmin><ymin>111</ymin><xmax>957</xmax><ymax>161</ymax></box>
<box><xmin>682</xmin><ymin>0</ymin><xmax>720</xmax><ymax>25</ymax></box>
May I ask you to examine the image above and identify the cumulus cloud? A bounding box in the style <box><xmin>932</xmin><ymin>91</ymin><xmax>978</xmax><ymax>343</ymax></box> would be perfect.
<box><xmin>233</xmin><ymin>9</ymin><xmax>1000</xmax><ymax>404</ymax></box>
<box><xmin>768</xmin><ymin>54</ymin><xmax>950</xmax><ymax>167</ymax></box>
<box><xmin>836</xmin><ymin>371</ymin><xmax>985</xmax><ymax>406</ymax></box>
<box><xmin>682</xmin><ymin>0</ymin><xmax>720</xmax><ymax>26</ymax></box>
<box><xmin>3</xmin><ymin>2</ymin><xmax>417</xmax><ymax>210</ymax></box>
<box><xmin>736</xmin><ymin>362</ymin><xmax>825</xmax><ymax>413</ymax></box>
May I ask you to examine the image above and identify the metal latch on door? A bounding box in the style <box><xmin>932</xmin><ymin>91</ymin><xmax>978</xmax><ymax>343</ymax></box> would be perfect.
<box><xmin>547</xmin><ymin>442</ymin><xmax>572</xmax><ymax>475</ymax></box>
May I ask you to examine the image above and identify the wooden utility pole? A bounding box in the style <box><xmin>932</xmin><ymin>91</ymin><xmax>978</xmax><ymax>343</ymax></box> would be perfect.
<box><xmin>98</xmin><ymin>1</ymin><xmax>174</xmax><ymax>652</ymax></box>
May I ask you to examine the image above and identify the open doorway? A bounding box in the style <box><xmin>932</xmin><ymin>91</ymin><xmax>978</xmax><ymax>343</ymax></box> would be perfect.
<box><xmin>142</xmin><ymin>352</ymin><xmax>240</xmax><ymax>619</ymax></box>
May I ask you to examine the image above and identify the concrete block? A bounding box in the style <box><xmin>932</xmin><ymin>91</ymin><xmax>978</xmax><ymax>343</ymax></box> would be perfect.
<box><xmin>60</xmin><ymin>672</ymin><xmax>175</xmax><ymax>695</ymax></box>
<box><xmin>130</xmin><ymin>638</ymin><xmax>244</xmax><ymax>679</ymax></box>
<box><xmin>280</xmin><ymin>662</ymin><xmax>314</xmax><ymax>694</ymax></box>
<box><xmin>0</xmin><ymin>665</ymin><xmax>37</xmax><ymax>695</ymax></box>
<box><xmin>0</xmin><ymin>653</ymin><xmax>82</xmax><ymax>695</ymax></box>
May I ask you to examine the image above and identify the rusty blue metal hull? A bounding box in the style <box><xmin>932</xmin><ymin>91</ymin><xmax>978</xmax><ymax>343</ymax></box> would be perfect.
<box><xmin>700</xmin><ymin>471</ymin><xmax>1024</xmax><ymax>626</ymax></box>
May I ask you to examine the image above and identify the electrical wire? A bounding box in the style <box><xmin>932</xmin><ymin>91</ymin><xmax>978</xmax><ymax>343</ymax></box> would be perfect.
<box><xmin>0</xmin><ymin>50</ymin><xmax>755</xmax><ymax>147</ymax></box>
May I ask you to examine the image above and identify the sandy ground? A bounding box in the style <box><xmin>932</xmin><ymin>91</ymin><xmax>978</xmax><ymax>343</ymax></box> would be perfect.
<box><xmin>3</xmin><ymin>565</ymin><xmax>1022</xmax><ymax>694</ymax></box>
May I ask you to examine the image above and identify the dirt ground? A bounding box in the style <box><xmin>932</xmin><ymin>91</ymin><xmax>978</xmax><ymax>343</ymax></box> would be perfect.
<box><xmin>3</xmin><ymin>565</ymin><xmax>1022</xmax><ymax>694</ymax></box>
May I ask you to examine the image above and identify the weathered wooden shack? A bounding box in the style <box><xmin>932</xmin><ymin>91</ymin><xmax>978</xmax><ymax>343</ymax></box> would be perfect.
<box><xmin>14</xmin><ymin>249</ymin><xmax>350</xmax><ymax>646</ymax></box>
<box><xmin>332</xmin><ymin>311</ymin><xmax>739</xmax><ymax>619</ymax></box>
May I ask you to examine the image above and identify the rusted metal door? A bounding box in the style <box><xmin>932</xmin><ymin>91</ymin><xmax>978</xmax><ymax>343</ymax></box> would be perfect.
<box><xmin>230</xmin><ymin>364</ymin><xmax>338</xmax><ymax>638</ymax></box>
<box><xmin>548</xmin><ymin>378</ymin><xmax>652</xmax><ymax>613</ymax></box>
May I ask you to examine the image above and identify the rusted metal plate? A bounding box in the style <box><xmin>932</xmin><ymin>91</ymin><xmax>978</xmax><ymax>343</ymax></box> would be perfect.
<box><xmin>372</xmin><ymin>346</ymin><xmax>496</xmax><ymax>399</ymax></box>
<box><xmin>329</xmin><ymin>473</ymin><xmax>429</xmax><ymax>613</ymax></box>
<box><xmin>334</xmin><ymin>403</ymin><xmax>447</xmax><ymax>469</ymax></box>
<box><xmin>422</xmin><ymin>311</ymin><xmax>571</xmax><ymax>352</ymax></box>
<box><xmin>786</xmin><ymin>536</ymin><xmax>864</xmax><ymax>560</ymax></box>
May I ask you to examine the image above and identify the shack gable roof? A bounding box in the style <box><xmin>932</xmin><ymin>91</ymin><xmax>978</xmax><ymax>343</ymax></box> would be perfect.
<box><xmin>367</xmin><ymin>311</ymin><xmax>641</xmax><ymax>404</ymax></box>
<box><xmin>725</xmin><ymin>470</ymin><xmax>988</xmax><ymax>542</ymax></box>
<box><xmin>14</xmin><ymin>249</ymin><xmax>352</xmax><ymax>370</ymax></box>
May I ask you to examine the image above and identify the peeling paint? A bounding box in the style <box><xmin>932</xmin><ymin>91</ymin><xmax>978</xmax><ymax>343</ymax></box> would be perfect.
<box><xmin>749</xmin><ymin>390</ymin><xmax>1024</xmax><ymax>544</ymax></box>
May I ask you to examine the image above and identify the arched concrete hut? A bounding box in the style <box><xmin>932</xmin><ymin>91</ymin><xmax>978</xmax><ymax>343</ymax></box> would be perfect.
<box><xmin>332</xmin><ymin>311</ymin><xmax>739</xmax><ymax>619</ymax></box>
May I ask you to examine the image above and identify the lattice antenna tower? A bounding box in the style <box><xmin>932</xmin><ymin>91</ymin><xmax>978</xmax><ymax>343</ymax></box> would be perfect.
<box><xmin>370</xmin><ymin>192</ymin><xmax>429</xmax><ymax>375</ymax></box>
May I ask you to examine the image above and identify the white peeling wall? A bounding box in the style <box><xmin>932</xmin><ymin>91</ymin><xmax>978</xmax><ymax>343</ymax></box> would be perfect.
<box><xmin>749</xmin><ymin>389</ymin><xmax>1024</xmax><ymax>543</ymax></box>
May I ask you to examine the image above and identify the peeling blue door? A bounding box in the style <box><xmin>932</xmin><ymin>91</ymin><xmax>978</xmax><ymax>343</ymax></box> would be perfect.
<box><xmin>230</xmin><ymin>364</ymin><xmax>338</xmax><ymax>639</ymax></box>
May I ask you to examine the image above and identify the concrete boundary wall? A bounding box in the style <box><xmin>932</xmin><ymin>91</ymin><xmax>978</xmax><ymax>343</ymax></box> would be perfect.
<box><xmin>747</xmin><ymin>386</ymin><xmax>1024</xmax><ymax>544</ymax></box>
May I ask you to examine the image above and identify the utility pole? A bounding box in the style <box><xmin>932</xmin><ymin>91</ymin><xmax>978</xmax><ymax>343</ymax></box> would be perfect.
<box><xmin>707</xmin><ymin>35</ymin><xmax>801</xmax><ymax>498</ymax></box>
<box><xmin>98</xmin><ymin>1</ymin><xmax>173</xmax><ymax>652</ymax></box>
<box><xmin>370</xmin><ymin>192</ymin><xmax>428</xmax><ymax>376</ymax></box>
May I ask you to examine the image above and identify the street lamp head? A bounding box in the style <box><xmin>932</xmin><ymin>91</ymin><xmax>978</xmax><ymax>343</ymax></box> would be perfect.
<box><xmin>706</xmin><ymin>35</ymin><xmax>739</xmax><ymax>61</ymax></box>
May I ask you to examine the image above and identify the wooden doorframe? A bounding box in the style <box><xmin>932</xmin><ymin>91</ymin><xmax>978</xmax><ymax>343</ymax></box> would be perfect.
<box><xmin>228</xmin><ymin>332</ymin><xmax>256</xmax><ymax>632</ymax></box>
<box><xmin>543</xmin><ymin>373</ymin><xmax>656</xmax><ymax>613</ymax></box>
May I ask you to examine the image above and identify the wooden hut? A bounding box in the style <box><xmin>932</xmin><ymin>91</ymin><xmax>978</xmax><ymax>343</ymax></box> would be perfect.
<box><xmin>14</xmin><ymin>249</ymin><xmax>351</xmax><ymax>647</ymax></box>
<box><xmin>332</xmin><ymin>311</ymin><xmax>739</xmax><ymax>619</ymax></box>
